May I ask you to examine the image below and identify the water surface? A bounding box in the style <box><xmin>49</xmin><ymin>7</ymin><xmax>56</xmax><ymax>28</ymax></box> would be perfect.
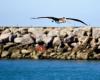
<box><xmin>0</xmin><ymin>60</ymin><xmax>100</xmax><ymax>80</ymax></box>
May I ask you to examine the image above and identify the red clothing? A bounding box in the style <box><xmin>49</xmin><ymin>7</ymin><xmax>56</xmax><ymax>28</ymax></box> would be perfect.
<box><xmin>35</xmin><ymin>45</ymin><xmax>46</xmax><ymax>53</ymax></box>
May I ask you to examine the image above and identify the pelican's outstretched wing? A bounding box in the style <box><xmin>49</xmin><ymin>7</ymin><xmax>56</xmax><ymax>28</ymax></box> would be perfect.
<box><xmin>66</xmin><ymin>18</ymin><xmax>88</xmax><ymax>25</ymax></box>
<box><xmin>31</xmin><ymin>17</ymin><xmax>59</xmax><ymax>21</ymax></box>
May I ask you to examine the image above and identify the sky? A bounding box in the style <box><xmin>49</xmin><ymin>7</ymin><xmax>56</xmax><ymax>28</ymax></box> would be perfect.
<box><xmin>0</xmin><ymin>0</ymin><xmax>100</xmax><ymax>27</ymax></box>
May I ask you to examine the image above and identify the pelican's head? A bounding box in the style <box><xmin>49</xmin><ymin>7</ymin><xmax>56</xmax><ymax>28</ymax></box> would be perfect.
<box><xmin>60</xmin><ymin>17</ymin><xmax>66</xmax><ymax>23</ymax></box>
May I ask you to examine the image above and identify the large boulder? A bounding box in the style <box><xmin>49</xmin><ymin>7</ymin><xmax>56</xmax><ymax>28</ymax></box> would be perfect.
<box><xmin>14</xmin><ymin>34</ymin><xmax>34</xmax><ymax>44</ymax></box>
<box><xmin>1</xmin><ymin>29</ymin><xmax>10</xmax><ymax>34</ymax></box>
<box><xmin>22</xmin><ymin>34</ymin><xmax>34</xmax><ymax>44</ymax></box>
<box><xmin>42</xmin><ymin>35</ymin><xmax>52</xmax><ymax>44</ymax></box>
<box><xmin>0</xmin><ymin>33</ymin><xmax>11</xmax><ymax>40</ymax></box>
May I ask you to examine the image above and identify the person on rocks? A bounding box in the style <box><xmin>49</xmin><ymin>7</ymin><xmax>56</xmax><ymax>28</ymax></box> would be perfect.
<box><xmin>35</xmin><ymin>40</ymin><xmax>46</xmax><ymax>53</ymax></box>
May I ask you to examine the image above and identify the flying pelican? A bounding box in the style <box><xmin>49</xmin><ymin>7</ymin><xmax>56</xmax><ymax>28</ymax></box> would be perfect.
<box><xmin>31</xmin><ymin>17</ymin><xmax>88</xmax><ymax>25</ymax></box>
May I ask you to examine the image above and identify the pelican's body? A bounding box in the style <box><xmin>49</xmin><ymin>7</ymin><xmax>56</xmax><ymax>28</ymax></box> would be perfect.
<box><xmin>54</xmin><ymin>17</ymin><xmax>66</xmax><ymax>23</ymax></box>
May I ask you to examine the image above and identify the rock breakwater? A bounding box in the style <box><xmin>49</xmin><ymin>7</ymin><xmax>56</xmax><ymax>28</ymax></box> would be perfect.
<box><xmin>0</xmin><ymin>27</ymin><xmax>100</xmax><ymax>60</ymax></box>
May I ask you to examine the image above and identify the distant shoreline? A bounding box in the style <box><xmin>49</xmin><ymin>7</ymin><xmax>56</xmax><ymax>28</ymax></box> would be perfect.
<box><xmin>0</xmin><ymin>25</ymin><xmax>99</xmax><ymax>28</ymax></box>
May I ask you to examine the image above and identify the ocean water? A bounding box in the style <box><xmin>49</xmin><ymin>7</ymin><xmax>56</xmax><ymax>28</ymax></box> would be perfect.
<box><xmin>0</xmin><ymin>60</ymin><xmax>100</xmax><ymax>80</ymax></box>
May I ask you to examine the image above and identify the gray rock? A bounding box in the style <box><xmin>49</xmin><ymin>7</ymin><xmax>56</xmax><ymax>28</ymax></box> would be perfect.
<box><xmin>42</xmin><ymin>35</ymin><xmax>52</xmax><ymax>44</ymax></box>
<box><xmin>53</xmin><ymin>36</ymin><xmax>61</xmax><ymax>47</ymax></box>
<box><xmin>31</xmin><ymin>51</ymin><xmax>39</xmax><ymax>59</ymax></box>
<box><xmin>93</xmin><ymin>54</ymin><xmax>100</xmax><ymax>59</ymax></box>
<box><xmin>0</xmin><ymin>45</ymin><xmax>3</xmax><ymax>55</ymax></box>
<box><xmin>50</xmin><ymin>52</ymin><xmax>55</xmax><ymax>56</ymax></box>
<box><xmin>0</xmin><ymin>33</ymin><xmax>11</xmax><ymax>40</ymax></box>
<box><xmin>11</xmin><ymin>49</ymin><xmax>21</xmax><ymax>59</ymax></box>
<box><xmin>1</xmin><ymin>29</ymin><xmax>10</xmax><ymax>34</ymax></box>
<box><xmin>4</xmin><ymin>42</ymin><xmax>16</xmax><ymax>49</ymax></box>
<box><xmin>74</xmin><ymin>27</ymin><xmax>91</xmax><ymax>37</ymax></box>
<box><xmin>21</xmin><ymin>49</ymin><xmax>31</xmax><ymax>54</ymax></box>
<box><xmin>14</xmin><ymin>37</ymin><xmax>22</xmax><ymax>43</ymax></box>
<box><xmin>93</xmin><ymin>28</ymin><xmax>100</xmax><ymax>38</ymax></box>
<box><xmin>60</xmin><ymin>28</ymin><xmax>74</xmax><ymax>37</ymax></box>
<box><xmin>22</xmin><ymin>34</ymin><xmax>34</xmax><ymax>44</ymax></box>
<box><xmin>14</xmin><ymin>34</ymin><xmax>34</xmax><ymax>44</ymax></box>
<box><xmin>48</xmin><ymin>28</ymin><xmax>60</xmax><ymax>37</ymax></box>
<box><xmin>18</xmin><ymin>28</ymin><xmax>28</xmax><ymax>34</ymax></box>
<box><xmin>1</xmin><ymin>51</ymin><xmax>9</xmax><ymax>58</ymax></box>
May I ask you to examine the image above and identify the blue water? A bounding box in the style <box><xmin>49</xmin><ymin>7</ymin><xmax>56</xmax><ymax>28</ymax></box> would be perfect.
<box><xmin>0</xmin><ymin>60</ymin><xmax>100</xmax><ymax>80</ymax></box>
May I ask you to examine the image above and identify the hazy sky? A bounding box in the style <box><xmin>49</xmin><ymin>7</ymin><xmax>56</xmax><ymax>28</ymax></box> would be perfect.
<box><xmin>0</xmin><ymin>0</ymin><xmax>100</xmax><ymax>27</ymax></box>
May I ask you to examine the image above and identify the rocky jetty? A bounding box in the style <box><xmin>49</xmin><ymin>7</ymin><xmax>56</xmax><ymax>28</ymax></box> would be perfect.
<box><xmin>0</xmin><ymin>26</ymin><xmax>100</xmax><ymax>60</ymax></box>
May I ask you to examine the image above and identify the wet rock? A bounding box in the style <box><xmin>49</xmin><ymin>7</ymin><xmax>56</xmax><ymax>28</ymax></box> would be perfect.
<box><xmin>76</xmin><ymin>52</ymin><xmax>88</xmax><ymax>60</ymax></box>
<box><xmin>49</xmin><ymin>52</ymin><xmax>56</xmax><ymax>56</ymax></box>
<box><xmin>93</xmin><ymin>54</ymin><xmax>100</xmax><ymax>59</ymax></box>
<box><xmin>11</xmin><ymin>49</ymin><xmax>21</xmax><ymax>59</ymax></box>
<box><xmin>1</xmin><ymin>51</ymin><xmax>9</xmax><ymax>58</ymax></box>
<box><xmin>60</xmin><ymin>55</ymin><xmax>66</xmax><ymax>60</ymax></box>
<box><xmin>31</xmin><ymin>51</ymin><xmax>39</xmax><ymax>59</ymax></box>
<box><xmin>0</xmin><ymin>45</ymin><xmax>3</xmax><ymax>55</ymax></box>
<box><xmin>62</xmin><ymin>52</ymin><xmax>70</xmax><ymax>59</ymax></box>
